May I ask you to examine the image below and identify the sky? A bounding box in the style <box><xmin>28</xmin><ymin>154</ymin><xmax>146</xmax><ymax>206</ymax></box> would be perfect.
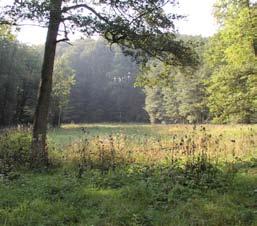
<box><xmin>0</xmin><ymin>0</ymin><xmax>218</xmax><ymax>45</ymax></box>
<box><xmin>175</xmin><ymin>0</ymin><xmax>218</xmax><ymax>37</ymax></box>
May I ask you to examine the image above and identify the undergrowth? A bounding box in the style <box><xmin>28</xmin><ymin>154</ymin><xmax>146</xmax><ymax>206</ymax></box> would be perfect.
<box><xmin>0</xmin><ymin>124</ymin><xmax>257</xmax><ymax>226</ymax></box>
<box><xmin>0</xmin><ymin>127</ymin><xmax>31</xmax><ymax>177</ymax></box>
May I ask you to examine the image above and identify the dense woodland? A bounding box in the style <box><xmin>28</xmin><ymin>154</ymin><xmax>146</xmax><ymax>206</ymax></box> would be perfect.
<box><xmin>0</xmin><ymin>0</ymin><xmax>257</xmax><ymax>127</ymax></box>
<box><xmin>0</xmin><ymin>38</ymin><xmax>147</xmax><ymax>125</ymax></box>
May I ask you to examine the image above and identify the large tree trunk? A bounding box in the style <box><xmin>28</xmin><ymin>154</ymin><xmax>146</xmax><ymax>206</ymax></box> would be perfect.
<box><xmin>30</xmin><ymin>0</ymin><xmax>62</xmax><ymax>168</ymax></box>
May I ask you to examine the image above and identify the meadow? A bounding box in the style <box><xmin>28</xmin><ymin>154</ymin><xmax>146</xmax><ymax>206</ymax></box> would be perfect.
<box><xmin>1</xmin><ymin>123</ymin><xmax>257</xmax><ymax>226</ymax></box>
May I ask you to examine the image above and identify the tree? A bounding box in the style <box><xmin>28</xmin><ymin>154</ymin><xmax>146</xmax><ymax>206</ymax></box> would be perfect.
<box><xmin>137</xmin><ymin>36</ymin><xmax>208</xmax><ymax>124</ymax></box>
<box><xmin>144</xmin><ymin>86</ymin><xmax>165</xmax><ymax>123</ymax></box>
<box><xmin>59</xmin><ymin>39</ymin><xmax>147</xmax><ymax>123</ymax></box>
<box><xmin>0</xmin><ymin>36</ymin><xmax>148</xmax><ymax>126</ymax></box>
<box><xmin>2</xmin><ymin>0</ymin><xmax>194</xmax><ymax>167</ymax></box>
<box><xmin>0</xmin><ymin>24</ymin><xmax>14</xmax><ymax>41</ymax></box>
<box><xmin>51</xmin><ymin>56</ymin><xmax>75</xmax><ymax>127</ymax></box>
<box><xmin>205</xmin><ymin>0</ymin><xmax>257</xmax><ymax>123</ymax></box>
<box><xmin>0</xmin><ymin>32</ymin><xmax>41</xmax><ymax>127</ymax></box>
<box><xmin>12</xmin><ymin>46</ymin><xmax>42</xmax><ymax>124</ymax></box>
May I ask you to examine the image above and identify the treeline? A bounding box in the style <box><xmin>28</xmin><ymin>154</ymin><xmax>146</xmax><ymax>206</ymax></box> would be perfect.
<box><xmin>0</xmin><ymin>33</ymin><xmax>148</xmax><ymax>126</ymax></box>
<box><xmin>0</xmin><ymin>30</ymin><xmax>41</xmax><ymax>126</ymax></box>
<box><xmin>138</xmin><ymin>36</ymin><xmax>208</xmax><ymax>124</ymax></box>
<box><xmin>59</xmin><ymin>40</ymin><xmax>148</xmax><ymax>123</ymax></box>
<box><xmin>0</xmin><ymin>0</ymin><xmax>257</xmax><ymax>126</ymax></box>
<box><xmin>139</xmin><ymin>0</ymin><xmax>257</xmax><ymax>124</ymax></box>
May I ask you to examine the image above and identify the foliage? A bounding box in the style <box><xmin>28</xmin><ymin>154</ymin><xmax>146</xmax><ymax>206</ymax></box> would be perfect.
<box><xmin>1</xmin><ymin>0</ymin><xmax>198</xmax><ymax>167</ymax></box>
<box><xmin>61</xmin><ymin>39</ymin><xmax>148</xmax><ymax>123</ymax></box>
<box><xmin>0</xmin><ymin>25</ymin><xmax>15</xmax><ymax>41</ymax></box>
<box><xmin>1</xmin><ymin>124</ymin><xmax>257</xmax><ymax>225</ymax></box>
<box><xmin>137</xmin><ymin>36</ymin><xmax>209</xmax><ymax>124</ymax></box>
<box><xmin>2</xmin><ymin>0</ymin><xmax>195</xmax><ymax>65</ymax></box>
<box><xmin>0</xmin><ymin>39</ymin><xmax>41</xmax><ymax>126</ymax></box>
<box><xmin>0</xmin><ymin>128</ymin><xmax>31</xmax><ymax>175</ymax></box>
<box><xmin>52</xmin><ymin>56</ymin><xmax>75</xmax><ymax>110</ymax></box>
<box><xmin>205</xmin><ymin>0</ymin><xmax>257</xmax><ymax>123</ymax></box>
<box><xmin>144</xmin><ymin>86</ymin><xmax>165</xmax><ymax>123</ymax></box>
<box><xmin>51</xmin><ymin>56</ymin><xmax>75</xmax><ymax>127</ymax></box>
<box><xmin>0</xmin><ymin>38</ymin><xmax>149</xmax><ymax>125</ymax></box>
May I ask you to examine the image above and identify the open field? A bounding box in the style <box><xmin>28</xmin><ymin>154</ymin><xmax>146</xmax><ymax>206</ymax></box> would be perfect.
<box><xmin>49</xmin><ymin>123</ymin><xmax>257</xmax><ymax>163</ymax></box>
<box><xmin>1</xmin><ymin>124</ymin><xmax>257</xmax><ymax>226</ymax></box>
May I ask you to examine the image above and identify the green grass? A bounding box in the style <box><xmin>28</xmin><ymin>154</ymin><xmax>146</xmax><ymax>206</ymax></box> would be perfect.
<box><xmin>1</xmin><ymin>164</ymin><xmax>257</xmax><ymax>226</ymax></box>
<box><xmin>48</xmin><ymin>123</ymin><xmax>160</xmax><ymax>146</ymax></box>
<box><xmin>48</xmin><ymin>123</ymin><xmax>257</xmax><ymax>146</ymax></box>
<box><xmin>1</xmin><ymin>123</ymin><xmax>257</xmax><ymax>226</ymax></box>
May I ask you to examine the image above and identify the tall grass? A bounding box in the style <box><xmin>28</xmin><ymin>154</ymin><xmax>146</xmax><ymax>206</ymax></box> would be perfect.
<box><xmin>55</xmin><ymin>124</ymin><xmax>257</xmax><ymax>177</ymax></box>
<box><xmin>1</xmin><ymin>124</ymin><xmax>257</xmax><ymax>226</ymax></box>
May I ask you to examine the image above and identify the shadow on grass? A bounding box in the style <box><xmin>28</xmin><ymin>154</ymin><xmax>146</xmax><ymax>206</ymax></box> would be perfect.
<box><xmin>1</xmin><ymin>159</ymin><xmax>257</xmax><ymax>226</ymax></box>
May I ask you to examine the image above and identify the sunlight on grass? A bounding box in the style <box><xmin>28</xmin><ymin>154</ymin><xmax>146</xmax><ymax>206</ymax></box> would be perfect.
<box><xmin>1</xmin><ymin>124</ymin><xmax>257</xmax><ymax>226</ymax></box>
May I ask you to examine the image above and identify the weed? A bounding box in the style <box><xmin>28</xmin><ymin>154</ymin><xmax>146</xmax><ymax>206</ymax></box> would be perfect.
<box><xmin>1</xmin><ymin>124</ymin><xmax>257</xmax><ymax>225</ymax></box>
<box><xmin>0</xmin><ymin>128</ymin><xmax>31</xmax><ymax>176</ymax></box>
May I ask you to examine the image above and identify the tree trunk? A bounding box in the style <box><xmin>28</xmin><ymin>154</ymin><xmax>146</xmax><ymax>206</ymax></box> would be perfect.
<box><xmin>51</xmin><ymin>104</ymin><xmax>61</xmax><ymax>128</ymax></box>
<box><xmin>14</xmin><ymin>78</ymin><xmax>28</xmax><ymax>124</ymax></box>
<box><xmin>58</xmin><ymin>106</ymin><xmax>62</xmax><ymax>128</ymax></box>
<box><xmin>30</xmin><ymin>0</ymin><xmax>62</xmax><ymax>168</ymax></box>
<box><xmin>1</xmin><ymin>45</ymin><xmax>17</xmax><ymax>126</ymax></box>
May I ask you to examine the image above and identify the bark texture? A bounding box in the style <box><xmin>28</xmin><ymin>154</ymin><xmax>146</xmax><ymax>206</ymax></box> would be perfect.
<box><xmin>31</xmin><ymin>0</ymin><xmax>62</xmax><ymax>167</ymax></box>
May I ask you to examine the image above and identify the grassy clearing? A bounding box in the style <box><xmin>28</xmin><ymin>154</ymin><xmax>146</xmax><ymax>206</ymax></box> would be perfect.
<box><xmin>49</xmin><ymin>123</ymin><xmax>257</xmax><ymax>143</ymax></box>
<box><xmin>1</xmin><ymin>124</ymin><xmax>257</xmax><ymax>226</ymax></box>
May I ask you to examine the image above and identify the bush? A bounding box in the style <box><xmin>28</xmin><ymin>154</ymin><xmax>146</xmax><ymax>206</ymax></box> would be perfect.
<box><xmin>0</xmin><ymin>129</ymin><xmax>31</xmax><ymax>174</ymax></box>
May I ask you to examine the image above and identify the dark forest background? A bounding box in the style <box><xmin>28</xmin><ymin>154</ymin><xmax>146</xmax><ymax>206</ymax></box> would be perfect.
<box><xmin>0</xmin><ymin>38</ymin><xmax>148</xmax><ymax>126</ymax></box>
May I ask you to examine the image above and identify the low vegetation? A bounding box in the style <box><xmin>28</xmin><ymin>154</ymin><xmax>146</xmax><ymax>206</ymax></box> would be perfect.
<box><xmin>1</xmin><ymin>124</ymin><xmax>257</xmax><ymax>226</ymax></box>
<box><xmin>0</xmin><ymin>0</ymin><xmax>257</xmax><ymax>225</ymax></box>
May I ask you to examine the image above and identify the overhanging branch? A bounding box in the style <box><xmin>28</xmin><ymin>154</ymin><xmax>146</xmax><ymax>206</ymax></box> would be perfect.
<box><xmin>62</xmin><ymin>4</ymin><xmax>109</xmax><ymax>23</ymax></box>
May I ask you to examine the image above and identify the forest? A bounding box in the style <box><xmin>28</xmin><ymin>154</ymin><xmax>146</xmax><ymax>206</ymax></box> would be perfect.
<box><xmin>0</xmin><ymin>38</ymin><xmax>147</xmax><ymax>125</ymax></box>
<box><xmin>1</xmin><ymin>18</ymin><xmax>257</xmax><ymax>127</ymax></box>
<box><xmin>0</xmin><ymin>0</ymin><xmax>257</xmax><ymax>225</ymax></box>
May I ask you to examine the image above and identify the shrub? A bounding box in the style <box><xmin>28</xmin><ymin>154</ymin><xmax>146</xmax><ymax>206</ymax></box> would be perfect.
<box><xmin>0</xmin><ymin>129</ymin><xmax>31</xmax><ymax>174</ymax></box>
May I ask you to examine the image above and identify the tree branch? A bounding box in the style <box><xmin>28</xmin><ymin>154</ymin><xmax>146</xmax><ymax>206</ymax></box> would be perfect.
<box><xmin>62</xmin><ymin>4</ymin><xmax>109</xmax><ymax>23</ymax></box>
<box><xmin>0</xmin><ymin>21</ymin><xmax>12</xmax><ymax>25</ymax></box>
<box><xmin>56</xmin><ymin>21</ymin><xmax>72</xmax><ymax>45</ymax></box>
<box><xmin>56</xmin><ymin>38</ymin><xmax>72</xmax><ymax>45</ymax></box>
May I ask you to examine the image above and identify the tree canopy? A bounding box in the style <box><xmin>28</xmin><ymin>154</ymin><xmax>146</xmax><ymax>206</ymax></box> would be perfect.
<box><xmin>2</xmin><ymin>0</ymin><xmax>195</xmax><ymax>64</ymax></box>
<box><xmin>205</xmin><ymin>0</ymin><xmax>257</xmax><ymax>123</ymax></box>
